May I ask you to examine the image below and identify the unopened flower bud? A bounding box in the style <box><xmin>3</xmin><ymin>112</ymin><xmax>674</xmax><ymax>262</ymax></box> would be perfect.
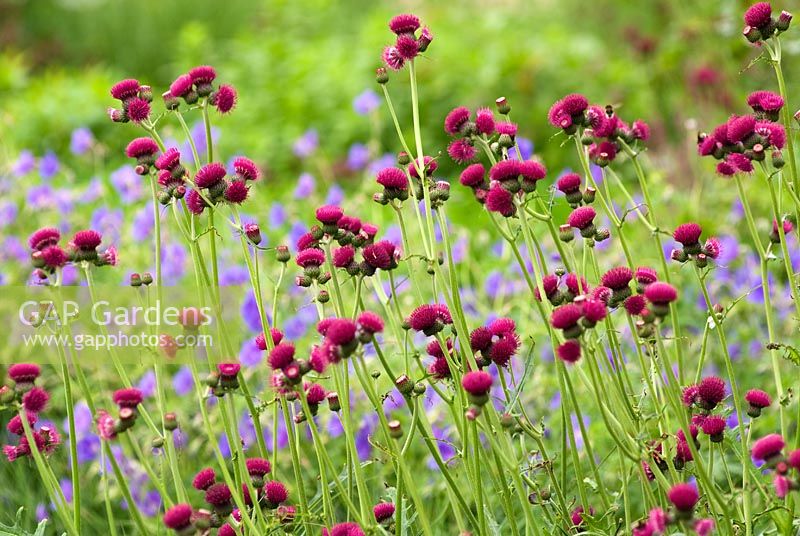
<box><xmin>152</xmin><ymin>437</ymin><xmax>164</xmax><ymax>449</ymax></box>
<box><xmin>244</xmin><ymin>223</ymin><xmax>261</xmax><ymax>245</ymax></box>
<box><xmin>376</xmin><ymin>67</ymin><xmax>389</xmax><ymax>85</ymax></box>
<box><xmin>583</xmin><ymin>187</ymin><xmax>596</xmax><ymax>204</ymax></box>
<box><xmin>107</xmin><ymin>107</ymin><xmax>125</xmax><ymax>123</ymax></box>
<box><xmin>671</xmin><ymin>249</ymin><xmax>688</xmax><ymax>263</ymax></box>
<box><xmin>398</xmin><ymin>152</ymin><xmax>411</xmax><ymax>166</ymax></box>
<box><xmin>317</xmin><ymin>290</ymin><xmax>330</xmax><ymax>304</ymax></box>
<box><xmin>138</xmin><ymin>85</ymin><xmax>153</xmax><ymax>102</ymax></box>
<box><xmin>777</xmin><ymin>11</ymin><xmax>793</xmax><ymax>32</ymax></box>
<box><xmin>130</xmin><ymin>273</ymin><xmax>143</xmax><ymax>287</ymax></box>
<box><xmin>559</xmin><ymin>224</ymin><xmax>575</xmax><ymax>243</ymax></box>
<box><xmin>744</xmin><ymin>25</ymin><xmax>762</xmax><ymax>43</ymax></box>
<box><xmin>388</xmin><ymin>419</ymin><xmax>403</xmax><ymax>439</ymax></box>
<box><xmin>276</xmin><ymin>245</ymin><xmax>291</xmax><ymax>263</ymax></box>
<box><xmin>594</xmin><ymin>228</ymin><xmax>610</xmax><ymax>242</ymax></box>
<box><xmin>395</xmin><ymin>374</ymin><xmax>414</xmax><ymax>395</ymax></box>
<box><xmin>413</xmin><ymin>382</ymin><xmax>426</xmax><ymax>395</ymax></box>
<box><xmin>495</xmin><ymin>97</ymin><xmax>511</xmax><ymax>115</ymax></box>
<box><xmin>772</xmin><ymin>150</ymin><xmax>785</xmax><ymax>168</ymax></box>
<box><xmin>162</xmin><ymin>91</ymin><xmax>180</xmax><ymax>110</ymax></box>
<box><xmin>327</xmin><ymin>392</ymin><xmax>340</xmax><ymax>412</ymax></box>
<box><xmin>164</xmin><ymin>412</ymin><xmax>178</xmax><ymax>431</ymax></box>
<box><xmin>141</xmin><ymin>272</ymin><xmax>153</xmax><ymax>285</ymax></box>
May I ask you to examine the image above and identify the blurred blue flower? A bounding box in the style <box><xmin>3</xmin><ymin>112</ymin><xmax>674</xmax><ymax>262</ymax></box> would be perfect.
<box><xmin>347</xmin><ymin>143</ymin><xmax>370</xmax><ymax>170</ymax></box>
<box><xmin>0</xmin><ymin>201</ymin><xmax>17</xmax><ymax>229</ymax></box>
<box><xmin>239</xmin><ymin>338</ymin><xmax>262</xmax><ymax>367</ymax></box>
<box><xmin>81</xmin><ymin>177</ymin><xmax>104</xmax><ymax>203</ymax></box>
<box><xmin>40</xmin><ymin>152</ymin><xmax>60</xmax><ymax>179</ymax></box>
<box><xmin>293</xmin><ymin>129</ymin><xmax>318</xmax><ymax>158</ymax></box>
<box><xmin>13</xmin><ymin>150</ymin><xmax>36</xmax><ymax>176</ymax></box>
<box><xmin>110</xmin><ymin>165</ymin><xmax>144</xmax><ymax>204</ymax></box>
<box><xmin>269</xmin><ymin>204</ymin><xmax>288</xmax><ymax>228</ymax></box>
<box><xmin>159</xmin><ymin>242</ymin><xmax>187</xmax><ymax>284</ymax></box>
<box><xmin>367</xmin><ymin>153</ymin><xmax>395</xmax><ymax>175</ymax></box>
<box><xmin>172</xmin><ymin>366</ymin><xmax>194</xmax><ymax>396</ymax></box>
<box><xmin>326</xmin><ymin>184</ymin><xmax>344</xmax><ymax>205</ymax></box>
<box><xmin>131</xmin><ymin>205</ymin><xmax>154</xmax><ymax>241</ymax></box>
<box><xmin>509</xmin><ymin>137</ymin><xmax>534</xmax><ymax>160</ymax></box>
<box><xmin>294</xmin><ymin>173</ymin><xmax>316</xmax><ymax>197</ymax></box>
<box><xmin>137</xmin><ymin>370</ymin><xmax>156</xmax><ymax>398</ymax></box>
<box><xmin>70</xmin><ymin>127</ymin><xmax>94</xmax><ymax>155</ymax></box>
<box><xmin>353</xmin><ymin>89</ymin><xmax>380</xmax><ymax>115</ymax></box>
<box><xmin>91</xmin><ymin>207</ymin><xmax>124</xmax><ymax>244</ymax></box>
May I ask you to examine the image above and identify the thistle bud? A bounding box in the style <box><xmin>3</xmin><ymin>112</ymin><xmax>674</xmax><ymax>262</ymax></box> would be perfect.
<box><xmin>107</xmin><ymin>107</ymin><xmax>126</xmax><ymax>123</ymax></box>
<box><xmin>152</xmin><ymin>437</ymin><xmax>164</xmax><ymax>449</ymax></box>
<box><xmin>495</xmin><ymin>96</ymin><xmax>511</xmax><ymax>115</ymax></box>
<box><xmin>376</xmin><ymin>67</ymin><xmax>389</xmax><ymax>85</ymax></box>
<box><xmin>395</xmin><ymin>374</ymin><xmax>414</xmax><ymax>395</ymax></box>
<box><xmin>772</xmin><ymin>150</ymin><xmax>785</xmax><ymax>169</ymax></box>
<box><xmin>327</xmin><ymin>392</ymin><xmax>341</xmax><ymax>412</ymax></box>
<box><xmin>388</xmin><ymin>419</ymin><xmax>403</xmax><ymax>439</ymax></box>
<box><xmin>276</xmin><ymin>245</ymin><xmax>291</xmax><ymax>263</ymax></box>
<box><xmin>744</xmin><ymin>25</ymin><xmax>762</xmax><ymax>43</ymax></box>
<box><xmin>413</xmin><ymin>382</ymin><xmax>426</xmax><ymax>396</ymax></box>
<box><xmin>317</xmin><ymin>290</ymin><xmax>330</xmax><ymax>304</ymax></box>
<box><xmin>164</xmin><ymin>412</ymin><xmax>178</xmax><ymax>431</ymax></box>
<box><xmin>583</xmin><ymin>187</ymin><xmax>596</xmax><ymax>204</ymax></box>
<box><xmin>130</xmin><ymin>273</ymin><xmax>143</xmax><ymax>287</ymax></box>
<box><xmin>158</xmin><ymin>190</ymin><xmax>172</xmax><ymax>205</ymax></box>
<box><xmin>398</xmin><ymin>152</ymin><xmax>411</xmax><ymax>166</ymax></box>
<box><xmin>141</xmin><ymin>272</ymin><xmax>154</xmax><ymax>285</ymax></box>
<box><xmin>162</xmin><ymin>91</ymin><xmax>180</xmax><ymax>110</ymax></box>
<box><xmin>594</xmin><ymin>228</ymin><xmax>610</xmax><ymax>242</ymax></box>
<box><xmin>559</xmin><ymin>224</ymin><xmax>575</xmax><ymax>243</ymax></box>
<box><xmin>244</xmin><ymin>223</ymin><xmax>261</xmax><ymax>245</ymax></box>
<box><xmin>671</xmin><ymin>249</ymin><xmax>688</xmax><ymax>263</ymax></box>
<box><xmin>777</xmin><ymin>11</ymin><xmax>793</xmax><ymax>32</ymax></box>
<box><xmin>138</xmin><ymin>85</ymin><xmax>153</xmax><ymax>102</ymax></box>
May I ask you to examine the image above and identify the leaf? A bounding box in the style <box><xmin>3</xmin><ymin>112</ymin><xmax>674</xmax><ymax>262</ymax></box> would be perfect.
<box><xmin>782</xmin><ymin>344</ymin><xmax>800</xmax><ymax>366</ymax></box>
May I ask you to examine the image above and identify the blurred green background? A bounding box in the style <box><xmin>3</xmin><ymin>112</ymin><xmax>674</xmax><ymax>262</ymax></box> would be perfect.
<box><xmin>2</xmin><ymin>0</ymin><xmax>798</xmax><ymax>186</ymax></box>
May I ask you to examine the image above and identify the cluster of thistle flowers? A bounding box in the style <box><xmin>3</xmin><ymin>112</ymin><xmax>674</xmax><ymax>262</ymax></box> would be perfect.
<box><xmin>549</xmin><ymin>94</ymin><xmax>650</xmax><ymax>167</ymax></box>
<box><xmin>0</xmin><ymin>364</ymin><xmax>60</xmax><ymax>462</ymax></box>
<box><xmin>670</xmin><ymin>223</ymin><xmax>721</xmax><ymax>269</ymax></box>
<box><xmin>742</xmin><ymin>1</ymin><xmax>793</xmax><ymax>43</ymax></box>
<box><xmin>108</xmin><ymin>67</ymin><xmax>236</xmax><ymax>125</ymax></box>
<box><xmin>374</xmin><ymin>154</ymin><xmax>451</xmax><ymax>210</ymax></box>
<box><xmin>380</xmin><ymin>14</ymin><xmax>433</xmax><ymax>72</ymax></box>
<box><xmin>697</xmin><ymin>90</ymin><xmax>787</xmax><ymax>176</ymax></box>
<box><xmin>543</xmin><ymin>265</ymin><xmax>677</xmax><ymax>361</ymax></box>
<box><xmin>750</xmin><ymin>433</ymin><xmax>800</xmax><ymax>499</ymax></box>
<box><xmin>163</xmin><ymin>462</ymin><xmax>292</xmax><ymax>534</ymax></box>
<box><xmin>26</xmin><ymin>227</ymin><xmax>116</xmax><ymax>283</ymax></box>
<box><xmin>294</xmin><ymin>204</ymin><xmax>401</xmax><ymax>298</ymax></box>
<box><xmin>94</xmin><ymin>387</ymin><xmax>150</xmax><ymax>441</ymax></box>
<box><xmin>633</xmin><ymin>483</ymin><xmax>714</xmax><ymax>536</ymax></box>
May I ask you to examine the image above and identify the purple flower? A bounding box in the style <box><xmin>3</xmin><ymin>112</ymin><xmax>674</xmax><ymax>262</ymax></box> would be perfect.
<box><xmin>110</xmin><ymin>165</ymin><xmax>144</xmax><ymax>204</ymax></box>
<box><xmin>219</xmin><ymin>264</ymin><xmax>249</xmax><ymax>286</ymax></box>
<box><xmin>293</xmin><ymin>129</ymin><xmax>318</xmax><ymax>158</ymax></box>
<box><xmin>137</xmin><ymin>370</ymin><xmax>156</xmax><ymax>398</ymax></box>
<box><xmin>0</xmin><ymin>201</ymin><xmax>17</xmax><ymax>229</ymax></box>
<box><xmin>91</xmin><ymin>207</ymin><xmax>123</xmax><ymax>245</ymax></box>
<box><xmin>355</xmin><ymin>414</ymin><xmax>377</xmax><ymax>460</ymax></box>
<box><xmin>13</xmin><ymin>150</ymin><xmax>36</xmax><ymax>176</ymax></box>
<box><xmin>294</xmin><ymin>173</ymin><xmax>316</xmax><ymax>198</ymax></box>
<box><xmin>70</xmin><ymin>127</ymin><xmax>94</xmax><ymax>155</ymax></box>
<box><xmin>269</xmin><ymin>204</ymin><xmax>287</xmax><ymax>227</ymax></box>
<box><xmin>368</xmin><ymin>153</ymin><xmax>396</xmax><ymax>175</ymax></box>
<box><xmin>40</xmin><ymin>152</ymin><xmax>60</xmax><ymax>179</ymax></box>
<box><xmin>81</xmin><ymin>177</ymin><xmax>104</xmax><ymax>203</ymax></box>
<box><xmin>172</xmin><ymin>366</ymin><xmax>194</xmax><ymax>396</ymax></box>
<box><xmin>76</xmin><ymin>436</ymin><xmax>101</xmax><ymax>464</ymax></box>
<box><xmin>325</xmin><ymin>184</ymin><xmax>344</xmax><ymax>205</ymax></box>
<box><xmin>509</xmin><ymin>137</ymin><xmax>534</xmax><ymax>160</ymax></box>
<box><xmin>159</xmin><ymin>242</ymin><xmax>187</xmax><ymax>284</ymax></box>
<box><xmin>288</xmin><ymin>222</ymin><xmax>308</xmax><ymax>253</ymax></box>
<box><xmin>347</xmin><ymin>143</ymin><xmax>370</xmax><ymax>170</ymax></box>
<box><xmin>239</xmin><ymin>339</ymin><xmax>262</xmax><ymax>367</ymax></box>
<box><xmin>427</xmin><ymin>426</ymin><xmax>457</xmax><ymax>469</ymax></box>
<box><xmin>241</xmin><ymin>290</ymin><xmax>267</xmax><ymax>332</ymax></box>
<box><xmin>131</xmin><ymin>206</ymin><xmax>155</xmax><ymax>241</ymax></box>
<box><xmin>353</xmin><ymin>89</ymin><xmax>380</xmax><ymax>115</ymax></box>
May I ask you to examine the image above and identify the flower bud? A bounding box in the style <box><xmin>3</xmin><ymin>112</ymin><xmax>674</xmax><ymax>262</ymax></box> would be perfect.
<box><xmin>559</xmin><ymin>224</ymin><xmax>575</xmax><ymax>243</ymax></box>
<box><xmin>162</xmin><ymin>91</ymin><xmax>180</xmax><ymax>110</ymax></box>
<box><xmin>583</xmin><ymin>187</ymin><xmax>596</xmax><ymax>204</ymax></box>
<box><xmin>138</xmin><ymin>85</ymin><xmax>153</xmax><ymax>102</ymax></box>
<box><xmin>107</xmin><ymin>107</ymin><xmax>125</xmax><ymax>123</ymax></box>
<box><xmin>413</xmin><ymin>382</ymin><xmax>426</xmax><ymax>396</ymax></box>
<box><xmin>164</xmin><ymin>412</ymin><xmax>178</xmax><ymax>431</ymax></box>
<box><xmin>495</xmin><ymin>97</ymin><xmax>511</xmax><ymax>115</ymax></box>
<box><xmin>594</xmin><ymin>228</ymin><xmax>610</xmax><ymax>242</ymax></box>
<box><xmin>772</xmin><ymin>150</ymin><xmax>785</xmax><ymax>169</ymax></box>
<box><xmin>777</xmin><ymin>11</ymin><xmax>793</xmax><ymax>32</ymax></box>
<box><xmin>276</xmin><ymin>245</ymin><xmax>291</xmax><ymax>263</ymax></box>
<box><xmin>376</xmin><ymin>67</ymin><xmax>389</xmax><ymax>85</ymax></box>
<box><xmin>744</xmin><ymin>25</ymin><xmax>762</xmax><ymax>43</ymax></box>
<box><xmin>130</xmin><ymin>273</ymin><xmax>143</xmax><ymax>287</ymax></box>
<box><xmin>397</xmin><ymin>152</ymin><xmax>411</xmax><ymax>166</ymax></box>
<box><xmin>395</xmin><ymin>374</ymin><xmax>414</xmax><ymax>395</ymax></box>
<box><xmin>152</xmin><ymin>436</ymin><xmax>164</xmax><ymax>449</ymax></box>
<box><xmin>317</xmin><ymin>290</ymin><xmax>330</xmax><ymax>304</ymax></box>
<box><xmin>244</xmin><ymin>223</ymin><xmax>261</xmax><ymax>245</ymax></box>
<box><xmin>388</xmin><ymin>419</ymin><xmax>403</xmax><ymax>439</ymax></box>
<box><xmin>327</xmin><ymin>392</ymin><xmax>341</xmax><ymax>412</ymax></box>
<box><xmin>141</xmin><ymin>272</ymin><xmax>153</xmax><ymax>285</ymax></box>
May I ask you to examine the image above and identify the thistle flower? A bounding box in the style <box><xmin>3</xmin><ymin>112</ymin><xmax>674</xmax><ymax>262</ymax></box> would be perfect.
<box><xmin>461</xmin><ymin>370</ymin><xmax>492</xmax><ymax>405</ymax></box>
<box><xmin>8</xmin><ymin>363</ymin><xmax>41</xmax><ymax>384</ymax></box>
<box><xmin>195</xmin><ymin>163</ymin><xmax>227</xmax><ymax>189</ymax></box>
<box><xmin>125</xmin><ymin>137</ymin><xmax>159</xmax><ymax>160</ymax></box>
<box><xmin>333</xmin><ymin>245</ymin><xmax>356</xmax><ymax>268</ymax></box>
<box><xmin>700</xmin><ymin>415</ymin><xmax>726</xmax><ymax>442</ymax></box>
<box><xmin>170</xmin><ymin>75</ymin><xmax>194</xmax><ymax>99</ymax></box>
<box><xmin>376</xmin><ymin>167</ymin><xmax>408</xmax><ymax>190</ymax></box>
<box><xmin>752</xmin><ymin>433</ymin><xmax>785</xmax><ymax>462</ymax></box>
<box><xmin>316</xmin><ymin>205</ymin><xmax>344</xmax><ymax>226</ymax></box>
<box><xmin>389</xmin><ymin>14</ymin><xmax>420</xmax><ymax>35</ymax></box>
<box><xmin>233</xmin><ymin>156</ymin><xmax>259</xmax><ymax>181</ymax></box>
<box><xmin>382</xmin><ymin>46</ymin><xmax>405</xmax><ymax>70</ymax></box>
<box><xmin>567</xmin><ymin>206</ymin><xmax>596</xmax><ymax>235</ymax></box>
<box><xmin>306</xmin><ymin>383</ymin><xmax>326</xmax><ymax>405</ymax></box>
<box><xmin>408</xmin><ymin>304</ymin><xmax>452</xmax><ymax>335</ymax></box>
<box><xmin>489</xmin><ymin>333</ymin><xmax>520</xmax><ymax>367</ymax></box>
<box><xmin>41</xmin><ymin>246</ymin><xmax>68</xmax><ymax>269</ymax></box>
<box><xmin>551</xmin><ymin>303</ymin><xmax>583</xmax><ymax>338</ymax></box>
<box><xmin>269</xmin><ymin>343</ymin><xmax>296</xmax><ymax>370</ymax></box>
<box><xmin>264</xmin><ymin>480</ymin><xmax>288</xmax><ymax>508</ymax></box>
<box><xmin>189</xmin><ymin>65</ymin><xmax>216</xmax><ymax>85</ymax></box>
<box><xmin>163</xmin><ymin>503</ymin><xmax>193</xmax><ymax>532</ymax></box>
<box><xmin>204</xmin><ymin>482</ymin><xmax>233</xmax><ymax>515</ymax></box>
<box><xmin>557</xmin><ymin>340</ymin><xmax>582</xmax><ymax>363</ymax></box>
<box><xmin>325</xmin><ymin>522</ymin><xmax>366</xmax><ymax>536</ymax></box>
<box><xmin>624</xmin><ymin>295</ymin><xmax>647</xmax><ymax>316</ymax></box>
<box><xmin>444</xmin><ymin>106</ymin><xmax>471</xmax><ymax>136</ymax></box>
<box><xmin>126</xmin><ymin>98</ymin><xmax>151</xmax><ymax>123</ymax></box>
<box><xmin>245</xmin><ymin>458</ymin><xmax>272</xmax><ymax>480</ymax></box>
<box><xmin>744</xmin><ymin>2</ymin><xmax>772</xmax><ymax>29</ymax></box>
<box><xmin>363</xmin><ymin>240</ymin><xmax>399</xmax><ymax>271</ymax></box>
<box><xmin>588</xmin><ymin>141</ymin><xmax>618</xmax><ymax>166</ymax></box>
<box><xmin>28</xmin><ymin>228</ymin><xmax>61</xmax><ymax>252</ymax></box>
<box><xmin>96</xmin><ymin>410</ymin><xmax>117</xmax><ymax>441</ymax></box>
<box><xmin>212</xmin><ymin>85</ymin><xmax>237</xmax><ymax>114</ymax></box>
<box><xmin>475</xmin><ymin>108</ymin><xmax>495</xmax><ymax>135</ymax></box>
<box><xmin>325</xmin><ymin>319</ymin><xmax>358</xmax><ymax>346</ymax></box>
<box><xmin>113</xmin><ymin>387</ymin><xmax>143</xmax><ymax>409</ymax></box>
<box><xmin>224</xmin><ymin>180</ymin><xmax>249</xmax><ymax>204</ymax></box>
<box><xmin>697</xmin><ymin>376</ymin><xmax>726</xmax><ymax>410</ymax></box>
<box><xmin>22</xmin><ymin>387</ymin><xmax>49</xmax><ymax>413</ymax></box>
<box><xmin>745</xmin><ymin>388</ymin><xmax>771</xmax><ymax>417</ymax></box>
<box><xmin>192</xmin><ymin>467</ymin><xmax>217</xmax><ymax>491</ymax></box>
<box><xmin>156</xmin><ymin>147</ymin><xmax>182</xmax><ymax>172</ymax></box>
<box><xmin>296</xmin><ymin>248</ymin><xmax>326</xmax><ymax>268</ymax></box>
<box><xmin>408</xmin><ymin>155</ymin><xmax>437</xmax><ymax>178</ymax></box>
<box><xmin>489</xmin><ymin>160</ymin><xmax>521</xmax><ymax>183</ymax></box>
<box><xmin>667</xmin><ymin>483</ymin><xmax>698</xmax><ymax>513</ymax></box>
<box><xmin>357</xmin><ymin>311</ymin><xmax>384</xmax><ymax>336</ymax></box>
<box><xmin>374</xmin><ymin>502</ymin><xmax>396</xmax><ymax>523</ymax></box>
<box><xmin>485</xmin><ymin>184</ymin><xmax>515</xmax><ymax>217</ymax></box>
<box><xmin>7</xmin><ymin>412</ymin><xmax>37</xmax><ymax>435</ymax></box>
<box><xmin>601</xmin><ymin>266</ymin><xmax>633</xmax><ymax>292</ymax></box>
<box><xmin>110</xmin><ymin>79</ymin><xmax>141</xmax><ymax>101</ymax></box>
<box><xmin>788</xmin><ymin>449</ymin><xmax>800</xmax><ymax>470</ymax></box>
<box><xmin>447</xmin><ymin>139</ymin><xmax>476</xmax><ymax>163</ymax></box>
<box><xmin>644</xmin><ymin>282</ymin><xmax>678</xmax><ymax>317</ymax></box>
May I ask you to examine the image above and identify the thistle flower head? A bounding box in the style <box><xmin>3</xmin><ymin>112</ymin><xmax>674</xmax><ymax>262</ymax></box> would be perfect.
<box><xmin>460</xmin><ymin>164</ymin><xmax>485</xmax><ymax>187</ymax></box>
<box><xmin>600</xmin><ymin>266</ymin><xmax>633</xmax><ymax>290</ymax></box>
<box><xmin>745</xmin><ymin>388</ymin><xmax>771</xmax><ymax>408</ymax></box>
<box><xmin>269</xmin><ymin>343</ymin><xmax>296</xmax><ymax>370</ymax></box>
<box><xmin>376</xmin><ymin>167</ymin><xmax>408</xmax><ymax>190</ymax></box>
<box><xmin>109</xmin><ymin>78</ymin><xmax>141</xmax><ymax>101</ymax></box>
<box><xmin>72</xmin><ymin>230</ymin><xmax>102</xmax><ymax>251</ymax></box>
<box><xmin>448</xmin><ymin>139</ymin><xmax>476</xmax><ymax>163</ymax></box>
<box><xmin>752</xmin><ymin>433</ymin><xmax>785</xmax><ymax>461</ymax></box>
<box><xmin>325</xmin><ymin>318</ymin><xmax>358</xmax><ymax>346</ymax></box>
<box><xmin>306</xmin><ymin>383</ymin><xmax>326</xmax><ymax>404</ymax></box>
<box><xmin>264</xmin><ymin>480</ymin><xmax>289</xmax><ymax>506</ymax></box>
<box><xmin>744</xmin><ymin>2</ymin><xmax>772</xmax><ymax>29</ymax></box>
<box><xmin>233</xmin><ymin>156</ymin><xmax>259</xmax><ymax>181</ymax></box>
<box><xmin>192</xmin><ymin>467</ymin><xmax>217</xmax><ymax>490</ymax></box>
<box><xmin>213</xmin><ymin>85</ymin><xmax>237</xmax><ymax>113</ymax></box>
<box><xmin>444</xmin><ymin>106</ymin><xmax>471</xmax><ymax>135</ymax></box>
<box><xmin>204</xmin><ymin>482</ymin><xmax>232</xmax><ymax>506</ymax></box>
<box><xmin>326</xmin><ymin>522</ymin><xmax>366</xmax><ymax>536</ymax></box>
<box><xmin>697</xmin><ymin>376</ymin><xmax>726</xmax><ymax>408</ymax></box>
<box><xmin>9</xmin><ymin>363</ymin><xmax>42</xmax><ymax>384</ymax></box>
<box><xmin>155</xmin><ymin>148</ymin><xmax>182</xmax><ymax>171</ymax></box>
<box><xmin>163</xmin><ymin>503</ymin><xmax>193</xmax><ymax>531</ymax></box>
<box><xmin>667</xmin><ymin>483</ymin><xmax>698</xmax><ymax>512</ymax></box>
<box><xmin>644</xmin><ymin>282</ymin><xmax>678</xmax><ymax>304</ymax></box>
<box><xmin>363</xmin><ymin>240</ymin><xmax>398</xmax><ymax>270</ymax></box>
<box><xmin>296</xmin><ymin>248</ymin><xmax>326</xmax><ymax>268</ymax></box>
<box><xmin>195</xmin><ymin>163</ymin><xmax>227</xmax><ymax>189</ymax></box>
<box><xmin>217</xmin><ymin>362</ymin><xmax>241</xmax><ymax>378</ymax></box>
<box><xmin>316</xmin><ymin>205</ymin><xmax>344</xmax><ymax>225</ymax></box>
<box><xmin>189</xmin><ymin>65</ymin><xmax>217</xmax><ymax>84</ymax></box>
<box><xmin>673</xmin><ymin>223</ymin><xmax>702</xmax><ymax>246</ymax></box>
<box><xmin>125</xmin><ymin>137</ymin><xmax>159</xmax><ymax>159</ymax></box>
<box><xmin>224</xmin><ymin>180</ymin><xmax>249</xmax><ymax>204</ymax></box>
<box><xmin>357</xmin><ymin>311</ymin><xmax>384</xmax><ymax>334</ymax></box>
<box><xmin>557</xmin><ymin>340</ymin><xmax>582</xmax><ymax>363</ymax></box>
<box><xmin>170</xmin><ymin>74</ymin><xmax>194</xmax><ymax>98</ymax></box>
<box><xmin>485</xmin><ymin>184</ymin><xmax>515</xmax><ymax>217</ymax></box>
<box><xmin>112</xmin><ymin>387</ymin><xmax>143</xmax><ymax>409</ymax></box>
<box><xmin>461</xmin><ymin>370</ymin><xmax>492</xmax><ymax>396</ymax></box>
<box><xmin>126</xmin><ymin>98</ymin><xmax>151</xmax><ymax>123</ymax></box>
<box><xmin>747</xmin><ymin>90</ymin><xmax>784</xmax><ymax>112</ymax></box>
<box><xmin>489</xmin><ymin>160</ymin><xmax>521</xmax><ymax>182</ymax></box>
<box><xmin>567</xmin><ymin>206</ymin><xmax>596</xmax><ymax>230</ymax></box>
<box><xmin>28</xmin><ymin>228</ymin><xmax>60</xmax><ymax>252</ymax></box>
<box><xmin>22</xmin><ymin>387</ymin><xmax>49</xmax><ymax>413</ymax></box>
<box><xmin>700</xmin><ymin>415</ymin><xmax>726</xmax><ymax>437</ymax></box>
<box><xmin>374</xmin><ymin>502</ymin><xmax>396</xmax><ymax>522</ymax></box>
<box><xmin>550</xmin><ymin>303</ymin><xmax>583</xmax><ymax>330</ymax></box>
<box><xmin>389</xmin><ymin>13</ymin><xmax>421</xmax><ymax>35</ymax></box>
<box><xmin>475</xmin><ymin>108</ymin><xmax>495</xmax><ymax>135</ymax></box>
